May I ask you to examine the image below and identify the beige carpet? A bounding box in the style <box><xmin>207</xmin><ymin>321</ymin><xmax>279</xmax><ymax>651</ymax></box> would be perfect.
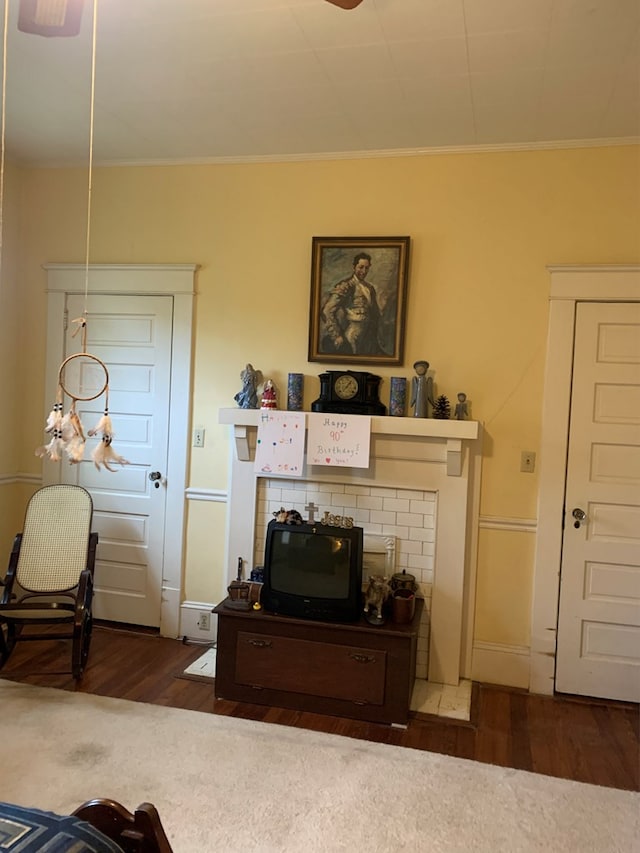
<box><xmin>0</xmin><ymin>679</ymin><xmax>637</xmax><ymax>853</ymax></box>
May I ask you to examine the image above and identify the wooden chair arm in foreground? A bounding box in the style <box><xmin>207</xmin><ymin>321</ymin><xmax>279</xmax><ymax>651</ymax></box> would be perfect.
<box><xmin>73</xmin><ymin>798</ymin><xmax>173</xmax><ymax>853</ymax></box>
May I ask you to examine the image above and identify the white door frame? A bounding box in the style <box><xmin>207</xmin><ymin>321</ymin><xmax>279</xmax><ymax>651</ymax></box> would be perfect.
<box><xmin>530</xmin><ymin>265</ymin><xmax>640</xmax><ymax>695</ymax></box>
<box><xmin>43</xmin><ymin>263</ymin><xmax>197</xmax><ymax>638</ymax></box>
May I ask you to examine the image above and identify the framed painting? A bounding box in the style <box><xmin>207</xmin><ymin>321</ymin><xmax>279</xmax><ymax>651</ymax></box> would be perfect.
<box><xmin>308</xmin><ymin>236</ymin><xmax>410</xmax><ymax>366</ymax></box>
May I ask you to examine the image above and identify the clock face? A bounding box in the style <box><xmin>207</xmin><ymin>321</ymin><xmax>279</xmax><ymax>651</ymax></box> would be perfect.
<box><xmin>334</xmin><ymin>374</ymin><xmax>359</xmax><ymax>400</ymax></box>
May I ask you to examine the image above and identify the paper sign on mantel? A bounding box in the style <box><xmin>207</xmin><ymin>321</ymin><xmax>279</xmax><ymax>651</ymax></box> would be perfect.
<box><xmin>307</xmin><ymin>412</ymin><xmax>371</xmax><ymax>469</ymax></box>
<box><xmin>254</xmin><ymin>410</ymin><xmax>306</xmax><ymax>477</ymax></box>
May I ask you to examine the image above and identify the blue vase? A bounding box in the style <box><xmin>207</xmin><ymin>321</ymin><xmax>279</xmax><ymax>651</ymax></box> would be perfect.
<box><xmin>389</xmin><ymin>377</ymin><xmax>406</xmax><ymax>417</ymax></box>
<box><xmin>287</xmin><ymin>373</ymin><xmax>304</xmax><ymax>411</ymax></box>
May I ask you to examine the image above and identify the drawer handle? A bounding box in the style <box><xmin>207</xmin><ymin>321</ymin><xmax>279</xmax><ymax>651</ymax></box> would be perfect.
<box><xmin>248</xmin><ymin>639</ymin><xmax>272</xmax><ymax>648</ymax></box>
<box><xmin>349</xmin><ymin>653</ymin><xmax>376</xmax><ymax>664</ymax></box>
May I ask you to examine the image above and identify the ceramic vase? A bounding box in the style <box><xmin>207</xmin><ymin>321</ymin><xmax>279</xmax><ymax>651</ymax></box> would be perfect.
<box><xmin>389</xmin><ymin>376</ymin><xmax>407</xmax><ymax>417</ymax></box>
<box><xmin>287</xmin><ymin>373</ymin><xmax>304</xmax><ymax>411</ymax></box>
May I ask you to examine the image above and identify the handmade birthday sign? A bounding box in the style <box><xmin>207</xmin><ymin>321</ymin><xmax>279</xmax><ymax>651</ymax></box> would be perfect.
<box><xmin>254</xmin><ymin>410</ymin><xmax>306</xmax><ymax>476</ymax></box>
<box><xmin>307</xmin><ymin>413</ymin><xmax>371</xmax><ymax>468</ymax></box>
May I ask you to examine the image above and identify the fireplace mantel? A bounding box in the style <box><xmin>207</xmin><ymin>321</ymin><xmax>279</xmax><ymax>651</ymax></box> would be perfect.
<box><xmin>218</xmin><ymin>408</ymin><xmax>482</xmax><ymax>687</ymax></box>
<box><xmin>219</xmin><ymin>409</ymin><xmax>478</xmax><ymax>476</ymax></box>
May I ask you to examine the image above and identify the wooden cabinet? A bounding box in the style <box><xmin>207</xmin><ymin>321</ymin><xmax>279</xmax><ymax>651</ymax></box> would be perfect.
<box><xmin>213</xmin><ymin>598</ymin><xmax>422</xmax><ymax>724</ymax></box>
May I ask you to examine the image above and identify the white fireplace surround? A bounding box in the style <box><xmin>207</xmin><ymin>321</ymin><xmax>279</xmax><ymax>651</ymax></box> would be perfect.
<box><xmin>219</xmin><ymin>409</ymin><xmax>482</xmax><ymax>686</ymax></box>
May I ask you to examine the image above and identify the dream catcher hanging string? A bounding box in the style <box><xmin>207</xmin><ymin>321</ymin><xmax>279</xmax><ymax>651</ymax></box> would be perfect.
<box><xmin>35</xmin><ymin>0</ymin><xmax>127</xmax><ymax>472</ymax></box>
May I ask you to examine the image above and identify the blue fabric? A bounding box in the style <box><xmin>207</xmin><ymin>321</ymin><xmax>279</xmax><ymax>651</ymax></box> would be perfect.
<box><xmin>0</xmin><ymin>801</ymin><xmax>123</xmax><ymax>852</ymax></box>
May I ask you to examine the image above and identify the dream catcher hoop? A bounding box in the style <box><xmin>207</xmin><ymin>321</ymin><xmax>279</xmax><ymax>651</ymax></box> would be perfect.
<box><xmin>58</xmin><ymin>351</ymin><xmax>109</xmax><ymax>401</ymax></box>
<box><xmin>34</xmin><ymin>1</ymin><xmax>128</xmax><ymax>473</ymax></box>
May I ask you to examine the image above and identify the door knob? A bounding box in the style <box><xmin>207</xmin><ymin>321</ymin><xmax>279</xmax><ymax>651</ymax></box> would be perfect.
<box><xmin>149</xmin><ymin>471</ymin><xmax>163</xmax><ymax>489</ymax></box>
<box><xmin>572</xmin><ymin>507</ymin><xmax>586</xmax><ymax>528</ymax></box>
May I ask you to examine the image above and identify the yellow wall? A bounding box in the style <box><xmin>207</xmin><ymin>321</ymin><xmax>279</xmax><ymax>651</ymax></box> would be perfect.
<box><xmin>8</xmin><ymin>144</ymin><xmax>640</xmax><ymax>649</ymax></box>
<box><xmin>0</xmin><ymin>162</ymin><xmax>32</xmax><ymax>556</ymax></box>
<box><xmin>475</xmin><ymin>528</ymin><xmax>536</xmax><ymax>646</ymax></box>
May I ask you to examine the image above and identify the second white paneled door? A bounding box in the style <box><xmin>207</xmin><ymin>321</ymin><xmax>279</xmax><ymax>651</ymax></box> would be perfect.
<box><xmin>556</xmin><ymin>301</ymin><xmax>640</xmax><ymax>702</ymax></box>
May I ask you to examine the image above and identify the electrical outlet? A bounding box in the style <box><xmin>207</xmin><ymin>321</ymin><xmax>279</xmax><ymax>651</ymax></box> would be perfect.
<box><xmin>520</xmin><ymin>451</ymin><xmax>536</xmax><ymax>473</ymax></box>
<box><xmin>193</xmin><ymin>428</ymin><xmax>205</xmax><ymax>448</ymax></box>
<box><xmin>198</xmin><ymin>611</ymin><xmax>210</xmax><ymax>631</ymax></box>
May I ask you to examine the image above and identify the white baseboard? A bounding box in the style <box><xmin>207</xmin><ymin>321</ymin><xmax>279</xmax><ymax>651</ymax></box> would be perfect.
<box><xmin>161</xmin><ymin>586</ymin><xmax>181</xmax><ymax>638</ymax></box>
<box><xmin>179</xmin><ymin>600</ymin><xmax>217</xmax><ymax>643</ymax></box>
<box><xmin>471</xmin><ymin>641</ymin><xmax>530</xmax><ymax>689</ymax></box>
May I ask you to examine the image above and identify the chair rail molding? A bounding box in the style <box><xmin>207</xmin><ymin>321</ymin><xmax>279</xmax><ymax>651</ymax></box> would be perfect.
<box><xmin>185</xmin><ymin>487</ymin><xmax>227</xmax><ymax>502</ymax></box>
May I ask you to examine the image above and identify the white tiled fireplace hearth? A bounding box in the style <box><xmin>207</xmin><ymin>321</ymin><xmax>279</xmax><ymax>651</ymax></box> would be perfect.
<box><xmin>219</xmin><ymin>409</ymin><xmax>481</xmax><ymax>688</ymax></box>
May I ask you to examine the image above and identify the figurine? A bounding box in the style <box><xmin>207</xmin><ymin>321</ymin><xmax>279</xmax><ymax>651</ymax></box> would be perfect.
<box><xmin>273</xmin><ymin>507</ymin><xmax>304</xmax><ymax>525</ymax></box>
<box><xmin>363</xmin><ymin>575</ymin><xmax>392</xmax><ymax>622</ymax></box>
<box><xmin>261</xmin><ymin>378</ymin><xmax>278</xmax><ymax>409</ymax></box>
<box><xmin>410</xmin><ymin>360</ymin><xmax>435</xmax><ymax>418</ymax></box>
<box><xmin>234</xmin><ymin>363</ymin><xmax>261</xmax><ymax>409</ymax></box>
<box><xmin>454</xmin><ymin>392</ymin><xmax>469</xmax><ymax>420</ymax></box>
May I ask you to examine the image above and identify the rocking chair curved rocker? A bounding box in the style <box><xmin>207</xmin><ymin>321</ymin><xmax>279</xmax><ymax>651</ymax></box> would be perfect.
<box><xmin>0</xmin><ymin>484</ymin><xmax>98</xmax><ymax>679</ymax></box>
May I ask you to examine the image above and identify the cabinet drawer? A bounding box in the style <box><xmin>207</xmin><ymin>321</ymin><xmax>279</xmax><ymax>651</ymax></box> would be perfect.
<box><xmin>235</xmin><ymin>631</ymin><xmax>386</xmax><ymax>705</ymax></box>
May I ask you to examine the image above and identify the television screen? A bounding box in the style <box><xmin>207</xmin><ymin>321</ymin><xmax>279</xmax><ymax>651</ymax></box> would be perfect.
<box><xmin>269</xmin><ymin>528</ymin><xmax>351</xmax><ymax>599</ymax></box>
<box><xmin>262</xmin><ymin>520</ymin><xmax>363</xmax><ymax>622</ymax></box>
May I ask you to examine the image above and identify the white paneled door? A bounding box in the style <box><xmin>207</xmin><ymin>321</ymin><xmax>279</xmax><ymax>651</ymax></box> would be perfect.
<box><xmin>59</xmin><ymin>294</ymin><xmax>172</xmax><ymax>627</ymax></box>
<box><xmin>555</xmin><ymin>302</ymin><xmax>640</xmax><ymax>701</ymax></box>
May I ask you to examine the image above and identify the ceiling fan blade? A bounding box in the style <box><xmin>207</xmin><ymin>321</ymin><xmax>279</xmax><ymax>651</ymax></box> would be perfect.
<box><xmin>325</xmin><ymin>0</ymin><xmax>364</xmax><ymax>8</ymax></box>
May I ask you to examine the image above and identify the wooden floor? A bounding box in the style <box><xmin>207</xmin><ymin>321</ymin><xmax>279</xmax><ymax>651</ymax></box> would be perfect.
<box><xmin>1</xmin><ymin>623</ymin><xmax>638</xmax><ymax>792</ymax></box>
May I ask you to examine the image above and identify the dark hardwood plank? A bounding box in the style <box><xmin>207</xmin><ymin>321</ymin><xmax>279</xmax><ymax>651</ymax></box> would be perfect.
<box><xmin>509</xmin><ymin>691</ymin><xmax>533</xmax><ymax>772</ymax></box>
<box><xmin>474</xmin><ymin>683</ymin><xmax>514</xmax><ymax>769</ymax></box>
<box><xmin>525</xmin><ymin>693</ymin><xmax>574</xmax><ymax>781</ymax></box>
<box><xmin>1</xmin><ymin>624</ymin><xmax>637</xmax><ymax>791</ymax></box>
<box><xmin>591</xmin><ymin>705</ymin><xmax>639</xmax><ymax>790</ymax></box>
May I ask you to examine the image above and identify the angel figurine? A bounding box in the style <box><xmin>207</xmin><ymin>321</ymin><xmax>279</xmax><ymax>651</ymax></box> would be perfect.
<box><xmin>454</xmin><ymin>392</ymin><xmax>469</xmax><ymax>420</ymax></box>
<box><xmin>410</xmin><ymin>360</ymin><xmax>435</xmax><ymax>419</ymax></box>
<box><xmin>234</xmin><ymin>363</ymin><xmax>261</xmax><ymax>409</ymax></box>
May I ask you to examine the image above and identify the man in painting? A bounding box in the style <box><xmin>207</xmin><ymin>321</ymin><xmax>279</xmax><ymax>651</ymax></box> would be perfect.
<box><xmin>320</xmin><ymin>252</ymin><xmax>387</xmax><ymax>356</ymax></box>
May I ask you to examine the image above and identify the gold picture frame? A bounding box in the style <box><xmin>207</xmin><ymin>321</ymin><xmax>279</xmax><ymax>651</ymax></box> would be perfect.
<box><xmin>308</xmin><ymin>236</ymin><xmax>410</xmax><ymax>365</ymax></box>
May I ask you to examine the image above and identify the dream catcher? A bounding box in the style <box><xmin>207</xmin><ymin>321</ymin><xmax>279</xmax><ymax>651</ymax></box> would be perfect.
<box><xmin>32</xmin><ymin>0</ymin><xmax>127</xmax><ymax>473</ymax></box>
<box><xmin>36</xmin><ymin>317</ymin><xmax>128</xmax><ymax>471</ymax></box>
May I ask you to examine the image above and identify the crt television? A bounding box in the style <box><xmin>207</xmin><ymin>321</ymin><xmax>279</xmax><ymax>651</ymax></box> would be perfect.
<box><xmin>261</xmin><ymin>519</ymin><xmax>363</xmax><ymax>622</ymax></box>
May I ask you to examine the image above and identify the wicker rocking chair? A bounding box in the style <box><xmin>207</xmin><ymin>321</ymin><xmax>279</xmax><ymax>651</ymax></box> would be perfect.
<box><xmin>0</xmin><ymin>484</ymin><xmax>98</xmax><ymax>679</ymax></box>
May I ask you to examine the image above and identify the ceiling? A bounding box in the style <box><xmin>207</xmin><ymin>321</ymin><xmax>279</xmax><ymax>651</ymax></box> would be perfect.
<box><xmin>2</xmin><ymin>0</ymin><xmax>639</xmax><ymax>166</ymax></box>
